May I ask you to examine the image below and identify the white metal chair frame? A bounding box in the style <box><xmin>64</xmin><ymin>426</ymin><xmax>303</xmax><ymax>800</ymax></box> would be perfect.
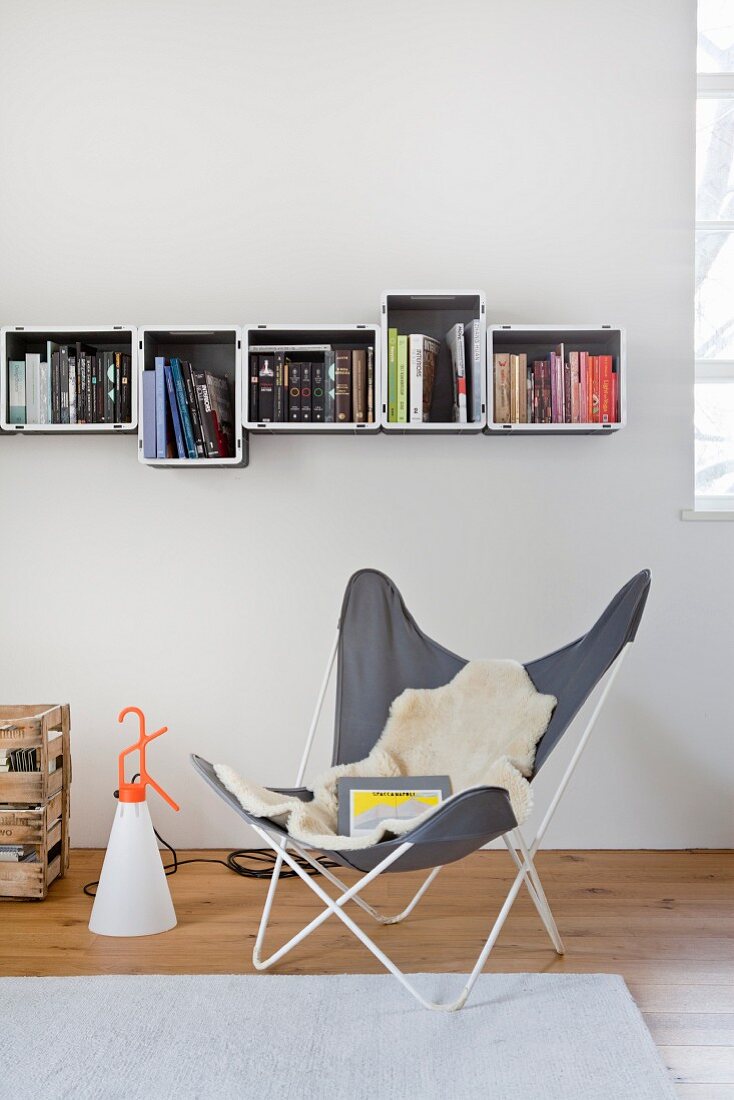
<box><xmin>249</xmin><ymin>629</ymin><xmax>630</xmax><ymax>1012</ymax></box>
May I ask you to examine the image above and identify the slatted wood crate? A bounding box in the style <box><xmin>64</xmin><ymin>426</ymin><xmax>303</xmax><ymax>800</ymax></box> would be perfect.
<box><xmin>0</xmin><ymin>704</ymin><xmax>71</xmax><ymax>899</ymax></box>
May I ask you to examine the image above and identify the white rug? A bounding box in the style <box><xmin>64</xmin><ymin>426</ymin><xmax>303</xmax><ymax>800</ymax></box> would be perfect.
<box><xmin>0</xmin><ymin>973</ymin><xmax>675</xmax><ymax>1100</ymax></box>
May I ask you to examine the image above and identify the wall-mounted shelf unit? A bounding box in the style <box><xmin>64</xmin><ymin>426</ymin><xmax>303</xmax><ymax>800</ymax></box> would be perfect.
<box><xmin>380</xmin><ymin>291</ymin><xmax>487</xmax><ymax>434</ymax></box>
<box><xmin>243</xmin><ymin>324</ymin><xmax>380</xmax><ymax>433</ymax></box>
<box><xmin>487</xmin><ymin>324</ymin><xmax>626</xmax><ymax>434</ymax></box>
<box><xmin>138</xmin><ymin>326</ymin><xmax>246</xmax><ymax>467</ymax></box>
<box><xmin>0</xmin><ymin>325</ymin><xmax>137</xmax><ymax>433</ymax></box>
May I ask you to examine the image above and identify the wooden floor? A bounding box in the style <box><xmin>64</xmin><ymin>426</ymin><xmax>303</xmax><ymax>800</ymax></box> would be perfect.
<box><xmin>1</xmin><ymin>849</ymin><xmax>732</xmax><ymax>1097</ymax></box>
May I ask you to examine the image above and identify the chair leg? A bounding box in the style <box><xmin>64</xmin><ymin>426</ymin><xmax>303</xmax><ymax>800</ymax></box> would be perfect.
<box><xmin>252</xmin><ymin>845</ymin><xmax>286</xmax><ymax>969</ymax></box>
<box><xmin>504</xmin><ymin>830</ymin><xmax>565</xmax><ymax>955</ymax></box>
<box><xmin>377</xmin><ymin>866</ymin><xmax>442</xmax><ymax>925</ymax></box>
<box><xmin>293</xmin><ymin>845</ymin><xmax>441</xmax><ymax>926</ymax></box>
<box><xmin>251</xmin><ymin>835</ymin><xmax>413</xmax><ymax>972</ymax></box>
<box><xmin>502</xmin><ymin>834</ymin><xmax>553</xmax><ymax>934</ymax></box>
<box><xmin>249</xmin><ymin>825</ymin><xmax>531</xmax><ymax>1012</ymax></box>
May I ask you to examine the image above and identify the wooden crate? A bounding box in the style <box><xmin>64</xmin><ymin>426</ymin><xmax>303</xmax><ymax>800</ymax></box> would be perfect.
<box><xmin>0</xmin><ymin>704</ymin><xmax>71</xmax><ymax>900</ymax></box>
<box><xmin>0</xmin><ymin>704</ymin><xmax>70</xmax><ymax>806</ymax></box>
<box><xmin>0</xmin><ymin>790</ymin><xmax>70</xmax><ymax>899</ymax></box>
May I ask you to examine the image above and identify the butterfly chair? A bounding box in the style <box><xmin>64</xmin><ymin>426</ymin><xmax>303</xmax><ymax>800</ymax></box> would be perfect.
<box><xmin>192</xmin><ymin>568</ymin><xmax>650</xmax><ymax>1012</ymax></box>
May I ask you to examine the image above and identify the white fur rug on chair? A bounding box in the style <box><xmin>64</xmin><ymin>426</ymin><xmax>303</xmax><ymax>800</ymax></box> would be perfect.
<box><xmin>215</xmin><ymin>659</ymin><xmax>556</xmax><ymax>851</ymax></box>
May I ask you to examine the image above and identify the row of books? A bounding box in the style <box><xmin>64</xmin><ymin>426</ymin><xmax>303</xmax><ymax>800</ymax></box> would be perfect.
<box><xmin>248</xmin><ymin>345</ymin><xmax>375</xmax><ymax>423</ymax></box>
<box><xmin>142</xmin><ymin>359</ymin><xmax>235</xmax><ymax>460</ymax></box>
<box><xmin>0</xmin><ymin>845</ymin><xmax>37</xmax><ymax>864</ymax></box>
<box><xmin>386</xmin><ymin>321</ymin><xmax>483</xmax><ymax>424</ymax></box>
<box><xmin>493</xmin><ymin>347</ymin><xmax>619</xmax><ymax>425</ymax></box>
<box><xmin>8</xmin><ymin>345</ymin><xmax>132</xmax><ymax>425</ymax></box>
<box><xmin>0</xmin><ymin>748</ymin><xmax>38</xmax><ymax>773</ymax></box>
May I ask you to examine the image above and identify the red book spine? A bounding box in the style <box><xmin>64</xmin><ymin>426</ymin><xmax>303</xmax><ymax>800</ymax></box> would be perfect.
<box><xmin>579</xmin><ymin>351</ymin><xmax>588</xmax><ymax>422</ymax></box>
<box><xmin>211</xmin><ymin>409</ymin><xmax>228</xmax><ymax>457</ymax></box>
<box><xmin>599</xmin><ymin>355</ymin><xmax>614</xmax><ymax>423</ymax></box>
<box><xmin>590</xmin><ymin>355</ymin><xmax>600</xmax><ymax>422</ymax></box>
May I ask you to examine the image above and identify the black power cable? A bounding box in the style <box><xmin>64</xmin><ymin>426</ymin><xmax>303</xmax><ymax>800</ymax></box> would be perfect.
<box><xmin>83</xmin><ymin>778</ymin><xmax>337</xmax><ymax>898</ymax></box>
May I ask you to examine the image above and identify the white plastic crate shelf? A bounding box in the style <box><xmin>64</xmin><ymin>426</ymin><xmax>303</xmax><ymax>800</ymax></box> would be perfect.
<box><xmin>137</xmin><ymin>325</ymin><xmax>246</xmax><ymax>467</ymax></box>
<box><xmin>380</xmin><ymin>291</ymin><xmax>487</xmax><ymax>434</ymax></box>
<box><xmin>1</xmin><ymin>324</ymin><xmax>137</xmax><ymax>433</ymax></box>
<box><xmin>487</xmin><ymin>324</ymin><xmax>626</xmax><ymax>435</ymax></box>
<box><xmin>243</xmin><ymin>324</ymin><xmax>380</xmax><ymax>433</ymax></box>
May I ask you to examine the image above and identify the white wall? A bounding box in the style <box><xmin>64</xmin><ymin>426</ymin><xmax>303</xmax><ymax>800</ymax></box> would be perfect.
<box><xmin>2</xmin><ymin>0</ymin><xmax>728</xmax><ymax>850</ymax></box>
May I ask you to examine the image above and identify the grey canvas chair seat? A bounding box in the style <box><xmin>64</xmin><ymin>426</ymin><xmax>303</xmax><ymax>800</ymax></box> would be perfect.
<box><xmin>192</xmin><ymin>567</ymin><xmax>650</xmax><ymax>1011</ymax></box>
<box><xmin>193</xmin><ymin>757</ymin><xmax>517</xmax><ymax>874</ymax></box>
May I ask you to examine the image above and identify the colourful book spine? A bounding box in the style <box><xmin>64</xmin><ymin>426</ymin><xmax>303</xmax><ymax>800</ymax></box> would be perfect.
<box><xmin>531</xmin><ymin>361</ymin><xmax>542</xmax><ymax>423</ymax></box>
<box><xmin>8</xmin><ymin>360</ymin><xmax>25</xmax><ymax>424</ymax></box>
<box><xmin>181</xmin><ymin>361</ymin><xmax>205</xmax><ymax>455</ymax></box>
<box><xmin>387</xmin><ymin>328</ymin><xmax>398</xmax><ymax>422</ymax></box>
<box><xmin>464</xmin><ymin>319</ymin><xmax>483</xmax><ymax>424</ymax></box>
<box><xmin>590</xmin><ymin>355</ymin><xmax>601</xmax><ymax>422</ymax></box>
<box><xmin>38</xmin><ymin>359</ymin><xmax>51</xmax><ymax>424</ymax></box>
<box><xmin>509</xmin><ymin>353</ymin><xmax>520</xmax><ymax>423</ymax></box>
<box><xmin>447</xmin><ymin>324</ymin><xmax>466</xmax><ymax>423</ymax></box>
<box><xmin>155</xmin><ymin>357</ymin><xmax>167</xmax><ymax>458</ymax></box>
<box><xmin>288</xmin><ymin>361</ymin><xmax>301</xmax><ymax>422</ymax></box>
<box><xmin>519</xmin><ymin>353</ymin><xmax>528</xmax><ymax>423</ymax></box>
<box><xmin>312</xmin><ymin>360</ymin><xmax>326</xmax><ymax>422</ymax></box>
<box><xmin>170</xmin><ymin>358</ymin><xmax>197</xmax><ymax>458</ymax></box>
<box><xmin>599</xmin><ymin>355</ymin><xmax>614</xmax><ymax>423</ymax></box>
<box><xmin>248</xmin><ymin>353</ymin><xmax>259</xmax><ymax>422</ymax></box>
<box><xmin>257</xmin><ymin>354</ymin><xmax>275</xmax><ymax>421</ymax></box>
<box><xmin>192</xmin><ymin>370</ymin><xmax>219</xmax><ymax>457</ymax></box>
<box><xmin>556</xmin><ymin>355</ymin><xmax>564</xmax><ymax>422</ymax></box>
<box><xmin>563</xmin><ymin>359</ymin><xmax>571</xmax><ymax>423</ymax></box>
<box><xmin>105</xmin><ymin>354</ymin><xmax>115</xmax><ymax>423</ymax></box>
<box><xmin>352</xmin><ymin>348</ymin><xmax>367</xmax><ymax>422</ymax></box>
<box><xmin>164</xmin><ymin>364</ymin><xmax>186</xmax><ymax>458</ymax></box>
<box><xmin>325</xmin><ymin>349</ymin><xmax>336</xmax><ymax>422</ymax></box>
<box><xmin>579</xmin><ymin>351</ymin><xmax>588</xmax><ymax>421</ymax></box>
<box><xmin>68</xmin><ymin>354</ymin><xmax>77</xmax><ymax>425</ymax></box>
<box><xmin>409</xmin><ymin>335</ymin><xmax>424</xmax><ymax>424</ymax></box>
<box><xmin>273</xmin><ymin>351</ymin><xmax>285</xmax><ymax>422</ymax></box>
<box><xmin>142</xmin><ymin>370</ymin><xmax>157</xmax><ymax>458</ymax></box>
<box><xmin>25</xmin><ymin>353</ymin><xmax>41</xmax><ymax>424</ymax></box>
<box><xmin>59</xmin><ymin>346</ymin><xmax>70</xmax><ymax>424</ymax></box>
<box><xmin>301</xmin><ymin>362</ymin><xmax>313</xmax><ymax>422</ymax></box>
<box><xmin>549</xmin><ymin>353</ymin><xmax>558</xmax><ymax>423</ymax></box>
<box><xmin>569</xmin><ymin>351</ymin><xmax>580</xmax><ymax>423</ymax></box>
<box><xmin>396</xmin><ymin>335</ymin><xmax>408</xmax><ymax>423</ymax></box>
<box><xmin>494</xmin><ymin>354</ymin><xmax>510</xmax><ymax>422</ymax></box>
<box><xmin>366</xmin><ymin>346</ymin><xmax>375</xmax><ymax>423</ymax></box>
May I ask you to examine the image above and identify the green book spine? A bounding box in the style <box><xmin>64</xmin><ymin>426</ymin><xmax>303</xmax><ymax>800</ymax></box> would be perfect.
<box><xmin>397</xmin><ymin>335</ymin><xmax>408</xmax><ymax>423</ymax></box>
<box><xmin>387</xmin><ymin>328</ymin><xmax>398</xmax><ymax>422</ymax></box>
<box><xmin>8</xmin><ymin>361</ymin><xmax>26</xmax><ymax>423</ymax></box>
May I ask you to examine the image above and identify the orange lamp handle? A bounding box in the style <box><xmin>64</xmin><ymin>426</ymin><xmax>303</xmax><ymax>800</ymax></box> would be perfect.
<box><xmin>117</xmin><ymin>706</ymin><xmax>180</xmax><ymax>811</ymax></box>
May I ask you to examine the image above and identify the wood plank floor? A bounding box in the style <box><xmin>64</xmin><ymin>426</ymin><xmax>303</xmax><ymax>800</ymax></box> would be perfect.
<box><xmin>1</xmin><ymin>849</ymin><xmax>732</xmax><ymax>1097</ymax></box>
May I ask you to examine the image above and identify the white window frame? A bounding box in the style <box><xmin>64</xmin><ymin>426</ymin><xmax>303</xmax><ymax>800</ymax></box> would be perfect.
<box><xmin>695</xmin><ymin>71</ymin><xmax>734</xmax><ymax>513</ymax></box>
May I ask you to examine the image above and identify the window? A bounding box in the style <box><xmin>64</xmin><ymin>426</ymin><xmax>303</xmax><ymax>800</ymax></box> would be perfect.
<box><xmin>696</xmin><ymin>2</ymin><xmax>734</xmax><ymax>507</ymax></box>
<box><xmin>695</xmin><ymin>3</ymin><xmax>734</xmax><ymax>506</ymax></box>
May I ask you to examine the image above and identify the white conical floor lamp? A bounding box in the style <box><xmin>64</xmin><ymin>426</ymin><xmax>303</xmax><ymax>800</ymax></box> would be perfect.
<box><xmin>89</xmin><ymin>707</ymin><xmax>180</xmax><ymax>937</ymax></box>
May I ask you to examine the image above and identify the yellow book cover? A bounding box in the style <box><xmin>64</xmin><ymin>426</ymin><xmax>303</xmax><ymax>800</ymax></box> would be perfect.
<box><xmin>337</xmin><ymin>777</ymin><xmax>451</xmax><ymax>837</ymax></box>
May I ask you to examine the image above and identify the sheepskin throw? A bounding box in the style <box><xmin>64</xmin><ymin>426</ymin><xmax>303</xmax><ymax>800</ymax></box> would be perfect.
<box><xmin>215</xmin><ymin>660</ymin><xmax>556</xmax><ymax>851</ymax></box>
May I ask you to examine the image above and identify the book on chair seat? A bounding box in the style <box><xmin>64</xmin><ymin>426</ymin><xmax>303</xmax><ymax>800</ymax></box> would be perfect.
<box><xmin>336</xmin><ymin>776</ymin><xmax>451</xmax><ymax>838</ymax></box>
